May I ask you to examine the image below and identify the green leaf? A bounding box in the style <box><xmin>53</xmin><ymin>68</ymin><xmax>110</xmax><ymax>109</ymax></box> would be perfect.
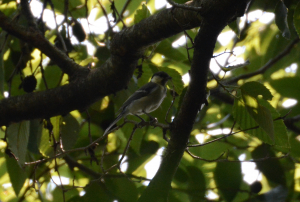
<box><xmin>61</xmin><ymin>114</ymin><xmax>80</xmax><ymax>150</ymax></box>
<box><xmin>0</xmin><ymin>42</ymin><xmax>4</xmax><ymax>94</ymax></box>
<box><xmin>269</xmin><ymin>76</ymin><xmax>300</xmax><ymax>100</ymax></box>
<box><xmin>242</xmin><ymin>95</ymin><xmax>274</xmax><ymax>141</ymax></box>
<box><xmin>174</xmin><ymin>167</ymin><xmax>189</xmax><ymax>183</ymax></box>
<box><xmin>275</xmin><ymin>0</ymin><xmax>290</xmax><ymax>39</ymax></box>
<box><xmin>294</xmin><ymin>1</ymin><xmax>300</xmax><ymax>37</ymax></box>
<box><xmin>240</xmin><ymin>81</ymin><xmax>273</xmax><ymax>100</ymax></box>
<box><xmin>189</xmin><ymin>140</ymin><xmax>230</xmax><ymax>161</ymax></box>
<box><xmin>95</xmin><ymin>45</ymin><xmax>111</xmax><ymax>65</ymax></box>
<box><xmin>169</xmin><ymin>191</ymin><xmax>189</xmax><ymax>202</ymax></box>
<box><xmin>126</xmin><ymin>140</ymin><xmax>159</xmax><ymax>174</ymax></box>
<box><xmin>83</xmin><ymin>182</ymin><xmax>113</xmax><ymax>202</ymax></box>
<box><xmin>240</xmin><ymin>82</ymin><xmax>275</xmax><ymax>141</ymax></box>
<box><xmin>6</xmin><ymin>121</ymin><xmax>30</xmax><ymax>166</ymax></box>
<box><xmin>53</xmin><ymin>185</ymin><xmax>79</xmax><ymax>202</ymax></box>
<box><xmin>134</xmin><ymin>4</ymin><xmax>151</xmax><ymax>24</ymax></box>
<box><xmin>162</xmin><ymin>67</ymin><xmax>184</xmax><ymax>95</ymax></box>
<box><xmin>214</xmin><ymin>157</ymin><xmax>242</xmax><ymax>201</ymax></box>
<box><xmin>252</xmin><ymin>144</ymin><xmax>286</xmax><ymax>185</ymax></box>
<box><xmin>121</xmin><ymin>121</ymin><xmax>145</xmax><ymax>155</ymax></box>
<box><xmin>155</xmin><ymin>38</ymin><xmax>187</xmax><ymax>62</ymax></box>
<box><xmin>5</xmin><ymin>155</ymin><xmax>27</xmax><ymax>196</ymax></box>
<box><xmin>186</xmin><ymin>166</ymin><xmax>206</xmax><ymax>201</ymax></box>
<box><xmin>38</xmin><ymin>116</ymin><xmax>61</xmax><ymax>157</ymax></box>
<box><xmin>233</xmin><ymin>98</ymin><xmax>289</xmax><ymax>147</ymax></box>
<box><xmin>105</xmin><ymin>178</ymin><xmax>138</xmax><ymax>202</ymax></box>
<box><xmin>50</xmin><ymin>0</ymin><xmax>87</xmax><ymax>19</ymax></box>
<box><xmin>38</xmin><ymin>65</ymin><xmax>63</xmax><ymax>90</ymax></box>
<box><xmin>27</xmin><ymin>119</ymin><xmax>43</xmax><ymax>154</ymax></box>
<box><xmin>228</xmin><ymin>17</ymin><xmax>240</xmax><ymax>38</ymax></box>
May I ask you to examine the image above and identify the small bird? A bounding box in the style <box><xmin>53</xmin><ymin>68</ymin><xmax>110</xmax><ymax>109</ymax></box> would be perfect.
<box><xmin>103</xmin><ymin>71</ymin><xmax>172</xmax><ymax>135</ymax></box>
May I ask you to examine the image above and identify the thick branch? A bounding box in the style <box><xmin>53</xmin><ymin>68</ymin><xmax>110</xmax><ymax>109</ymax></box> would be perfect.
<box><xmin>0</xmin><ymin>11</ymin><xmax>87</xmax><ymax>78</ymax></box>
<box><xmin>0</xmin><ymin>1</ymin><xmax>203</xmax><ymax>126</ymax></box>
<box><xmin>138</xmin><ymin>0</ymin><xmax>250</xmax><ymax>201</ymax></box>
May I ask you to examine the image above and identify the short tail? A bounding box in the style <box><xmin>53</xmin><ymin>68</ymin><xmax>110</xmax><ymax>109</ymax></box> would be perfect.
<box><xmin>103</xmin><ymin>112</ymin><xmax>124</xmax><ymax>136</ymax></box>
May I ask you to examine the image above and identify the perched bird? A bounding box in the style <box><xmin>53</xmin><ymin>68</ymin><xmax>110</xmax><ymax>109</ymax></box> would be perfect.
<box><xmin>103</xmin><ymin>71</ymin><xmax>171</xmax><ymax>135</ymax></box>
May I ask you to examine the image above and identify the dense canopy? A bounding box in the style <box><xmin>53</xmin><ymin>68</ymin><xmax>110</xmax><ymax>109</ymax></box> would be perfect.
<box><xmin>1</xmin><ymin>0</ymin><xmax>300</xmax><ymax>201</ymax></box>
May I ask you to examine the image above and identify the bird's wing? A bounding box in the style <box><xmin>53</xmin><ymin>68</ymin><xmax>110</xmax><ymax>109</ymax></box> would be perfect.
<box><xmin>119</xmin><ymin>82</ymin><xmax>158</xmax><ymax>111</ymax></box>
<box><xmin>105</xmin><ymin>83</ymin><xmax>159</xmax><ymax>136</ymax></box>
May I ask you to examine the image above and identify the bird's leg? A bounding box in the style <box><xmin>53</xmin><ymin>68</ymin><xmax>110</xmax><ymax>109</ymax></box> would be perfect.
<box><xmin>134</xmin><ymin>114</ymin><xmax>145</xmax><ymax>122</ymax></box>
<box><xmin>143</xmin><ymin>111</ymin><xmax>158</xmax><ymax>123</ymax></box>
<box><xmin>134</xmin><ymin>114</ymin><xmax>146</xmax><ymax>128</ymax></box>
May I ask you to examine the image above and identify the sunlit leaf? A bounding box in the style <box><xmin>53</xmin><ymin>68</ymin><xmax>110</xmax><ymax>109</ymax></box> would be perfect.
<box><xmin>233</xmin><ymin>98</ymin><xmax>289</xmax><ymax>147</ymax></box>
<box><xmin>155</xmin><ymin>38</ymin><xmax>187</xmax><ymax>62</ymax></box>
<box><xmin>240</xmin><ymin>81</ymin><xmax>273</xmax><ymax>100</ymax></box>
<box><xmin>134</xmin><ymin>4</ymin><xmax>151</xmax><ymax>24</ymax></box>
<box><xmin>242</xmin><ymin>95</ymin><xmax>274</xmax><ymax>141</ymax></box>
<box><xmin>38</xmin><ymin>116</ymin><xmax>61</xmax><ymax>157</ymax></box>
<box><xmin>6</xmin><ymin>121</ymin><xmax>30</xmax><ymax>166</ymax></box>
<box><xmin>270</xmin><ymin>76</ymin><xmax>300</xmax><ymax>100</ymax></box>
<box><xmin>38</xmin><ymin>65</ymin><xmax>63</xmax><ymax>90</ymax></box>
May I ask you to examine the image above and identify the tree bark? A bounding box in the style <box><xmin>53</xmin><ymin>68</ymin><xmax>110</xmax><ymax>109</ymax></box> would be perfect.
<box><xmin>0</xmin><ymin>1</ymin><xmax>202</xmax><ymax>126</ymax></box>
<box><xmin>138</xmin><ymin>0</ymin><xmax>250</xmax><ymax>201</ymax></box>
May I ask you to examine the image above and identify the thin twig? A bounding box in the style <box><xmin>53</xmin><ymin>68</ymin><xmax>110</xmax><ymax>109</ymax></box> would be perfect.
<box><xmin>188</xmin><ymin>112</ymin><xmax>288</xmax><ymax>148</ymax></box>
<box><xmin>97</xmin><ymin>0</ymin><xmax>113</xmax><ymax>32</ymax></box>
<box><xmin>226</xmin><ymin>37</ymin><xmax>300</xmax><ymax>84</ymax></box>
<box><xmin>48</xmin><ymin>0</ymin><xmax>68</xmax><ymax>53</ymax></box>
<box><xmin>109</xmin><ymin>0</ymin><xmax>126</xmax><ymax>28</ymax></box>
<box><xmin>113</xmin><ymin>0</ymin><xmax>131</xmax><ymax>27</ymax></box>
<box><xmin>24</xmin><ymin>119</ymin><xmax>169</xmax><ymax>165</ymax></box>
<box><xmin>185</xmin><ymin>148</ymin><xmax>226</xmax><ymax>162</ymax></box>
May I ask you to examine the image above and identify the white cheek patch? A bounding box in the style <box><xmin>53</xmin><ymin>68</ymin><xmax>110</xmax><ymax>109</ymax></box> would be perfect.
<box><xmin>151</xmin><ymin>76</ymin><xmax>162</xmax><ymax>83</ymax></box>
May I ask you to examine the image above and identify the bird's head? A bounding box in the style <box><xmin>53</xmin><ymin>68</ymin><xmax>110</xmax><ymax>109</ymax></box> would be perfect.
<box><xmin>151</xmin><ymin>71</ymin><xmax>172</xmax><ymax>85</ymax></box>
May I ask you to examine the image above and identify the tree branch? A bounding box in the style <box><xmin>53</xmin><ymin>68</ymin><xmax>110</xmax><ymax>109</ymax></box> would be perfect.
<box><xmin>138</xmin><ymin>0</ymin><xmax>251</xmax><ymax>201</ymax></box>
<box><xmin>0</xmin><ymin>11</ymin><xmax>87</xmax><ymax>78</ymax></box>
<box><xmin>167</xmin><ymin>0</ymin><xmax>202</xmax><ymax>12</ymax></box>
<box><xmin>0</xmin><ymin>1</ymin><xmax>203</xmax><ymax>126</ymax></box>
<box><xmin>226</xmin><ymin>37</ymin><xmax>300</xmax><ymax>84</ymax></box>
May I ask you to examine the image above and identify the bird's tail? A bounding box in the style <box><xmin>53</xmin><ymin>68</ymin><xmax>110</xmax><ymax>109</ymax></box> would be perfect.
<box><xmin>103</xmin><ymin>112</ymin><xmax>124</xmax><ymax>136</ymax></box>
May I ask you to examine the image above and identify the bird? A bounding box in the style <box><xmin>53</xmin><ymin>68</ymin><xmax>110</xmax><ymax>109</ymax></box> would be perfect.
<box><xmin>103</xmin><ymin>71</ymin><xmax>172</xmax><ymax>136</ymax></box>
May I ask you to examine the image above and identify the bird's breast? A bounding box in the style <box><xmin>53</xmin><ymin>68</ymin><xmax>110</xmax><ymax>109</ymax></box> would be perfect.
<box><xmin>128</xmin><ymin>85</ymin><xmax>166</xmax><ymax>115</ymax></box>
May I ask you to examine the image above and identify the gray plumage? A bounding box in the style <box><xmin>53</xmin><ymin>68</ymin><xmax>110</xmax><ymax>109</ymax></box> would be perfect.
<box><xmin>103</xmin><ymin>71</ymin><xmax>171</xmax><ymax>136</ymax></box>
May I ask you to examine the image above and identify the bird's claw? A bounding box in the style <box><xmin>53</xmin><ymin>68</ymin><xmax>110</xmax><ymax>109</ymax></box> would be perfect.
<box><xmin>150</xmin><ymin>118</ymin><xmax>158</xmax><ymax>128</ymax></box>
<box><xmin>150</xmin><ymin>118</ymin><xmax>158</xmax><ymax>124</ymax></box>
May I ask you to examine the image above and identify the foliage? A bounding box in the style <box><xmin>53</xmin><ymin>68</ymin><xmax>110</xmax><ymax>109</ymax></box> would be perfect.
<box><xmin>0</xmin><ymin>0</ymin><xmax>300</xmax><ymax>201</ymax></box>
